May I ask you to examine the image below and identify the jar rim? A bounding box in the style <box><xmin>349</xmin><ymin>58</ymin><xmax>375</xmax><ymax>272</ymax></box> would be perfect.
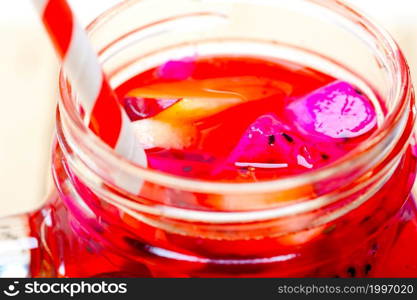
<box><xmin>58</xmin><ymin>0</ymin><xmax>413</xmax><ymax>195</ymax></box>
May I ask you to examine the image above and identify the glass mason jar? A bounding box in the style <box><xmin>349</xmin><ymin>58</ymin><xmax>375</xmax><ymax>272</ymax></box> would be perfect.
<box><xmin>1</xmin><ymin>0</ymin><xmax>417</xmax><ymax>277</ymax></box>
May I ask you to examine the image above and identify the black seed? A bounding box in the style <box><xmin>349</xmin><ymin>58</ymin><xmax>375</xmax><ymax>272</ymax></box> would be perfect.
<box><xmin>333</xmin><ymin>275</ymin><xmax>340</xmax><ymax>278</ymax></box>
<box><xmin>124</xmin><ymin>237</ymin><xmax>147</xmax><ymax>252</ymax></box>
<box><xmin>364</xmin><ymin>264</ymin><xmax>372</xmax><ymax>275</ymax></box>
<box><xmin>321</xmin><ymin>153</ymin><xmax>329</xmax><ymax>160</ymax></box>
<box><xmin>86</xmin><ymin>245</ymin><xmax>94</xmax><ymax>254</ymax></box>
<box><xmin>93</xmin><ymin>224</ymin><xmax>105</xmax><ymax>234</ymax></box>
<box><xmin>268</xmin><ymin>135</ymin><xmax>276</xmax><ymax>145</ymax></box>
<box><xmin>354</xmin><ymin>87</ymin><xmax>363</xmax><ymax>95</ymax></box>
<box><xmin>238</xmin><ymin>167</ymin><xmax>250</xmax><ymax>176</ymax></box>
<box><xmin>370</xmin><ymin>243</ymin><xmax>379</xmax><ymax>255</ymax></box>
<box><xmin>182</xmin><ymin>166</ymin><xmax>193</xmax><ymax>173</ymax></box>
<box><xmin>322</xmin><ymin>224</ymin><xmax>337</xmax><ymax>235</ymax></box>
<box><xmin>347</xmin><ymin>267</ymin><xmax>356</xmax><ymax>277</ymax></box>
<box><xmin>281</xmin><ymin>133</ymin><xmax>294</xmax><ymax>143</ymax></box>
<box><xmin>361</xmin><ymin>216</ymin><xmax>371</xmax><ymax>224</ymax></box>
<box><xmin>238</xmin><ymin>166</ymin><xmax>250</xmax><ymax>173</ymax></box>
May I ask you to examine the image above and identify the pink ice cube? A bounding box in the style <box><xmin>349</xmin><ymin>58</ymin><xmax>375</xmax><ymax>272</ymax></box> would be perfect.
<box><xmin>287</xmin><ymin>81</ymin><xmax>377</xmax><ymax>139</ymax></box>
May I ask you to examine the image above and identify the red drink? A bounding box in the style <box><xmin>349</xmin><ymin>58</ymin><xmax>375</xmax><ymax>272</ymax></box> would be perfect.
<box><xmin>120</xmin><ymin>56</ymin><xmax>377</xmax><ymax>182</ymax></box>
<box><xmin>0</xmin><ymin>0</ymin><xmax>415</xmax><ymax>279</ymax></box>
<box><xmin>27</xmin><ymin>55</ymin><xmax>417</xmax><ymax>277</ymax></box>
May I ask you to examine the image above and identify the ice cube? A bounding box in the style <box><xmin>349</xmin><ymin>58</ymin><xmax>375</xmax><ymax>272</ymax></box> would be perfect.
<box><xmin>287</xmin><ymin>81</ymin><xmax>377</xmax><ymax>139</ymax></box>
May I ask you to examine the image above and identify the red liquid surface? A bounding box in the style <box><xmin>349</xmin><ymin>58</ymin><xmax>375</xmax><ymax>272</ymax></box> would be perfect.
<box><xmin>118</xmin><ymin>56</ymin><xmax>377</xmax><ymax>181</ymax></box>
<box><xmin>28</xmin><ymin>56</ymin><xmax>417</xmax><ymax>277</ymax></box>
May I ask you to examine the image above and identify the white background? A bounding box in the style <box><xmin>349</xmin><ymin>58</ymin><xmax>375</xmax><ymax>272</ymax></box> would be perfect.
<box><xmin>0</xmin><ymin>0</ymin><xmax>417</xmax><ymax>216</ymax></box>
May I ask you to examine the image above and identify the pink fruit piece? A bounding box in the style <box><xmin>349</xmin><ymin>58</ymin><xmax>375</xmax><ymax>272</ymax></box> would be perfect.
<box><xmin>226</xmin><ymin>113</ymin><xmax>297</xmax><ymax>165</ymax></box>
<box><xmin>122</xmin><ymin>97</ymin><xmax>179</xmax><ymax>121</ymax></box>
<box><xmin>287</xmin><ymin>81</ymin><xmax>377</xmax><ymax>139</ymax></box>
<box><xmin>214</xmin><ymin>113</ymin><xmax>330</xmax><ymax>179</ymax></box>
<box><xmin>156</xmin><ymin>56</ymin><xmax>196</xmax><ymax>80</ymax></box>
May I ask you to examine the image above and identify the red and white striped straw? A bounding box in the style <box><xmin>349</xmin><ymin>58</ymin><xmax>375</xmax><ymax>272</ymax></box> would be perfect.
<box><xmin>32</xmin><ymin>0</ymin><xmax>147</xmax><ymax>192</ymax></box>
